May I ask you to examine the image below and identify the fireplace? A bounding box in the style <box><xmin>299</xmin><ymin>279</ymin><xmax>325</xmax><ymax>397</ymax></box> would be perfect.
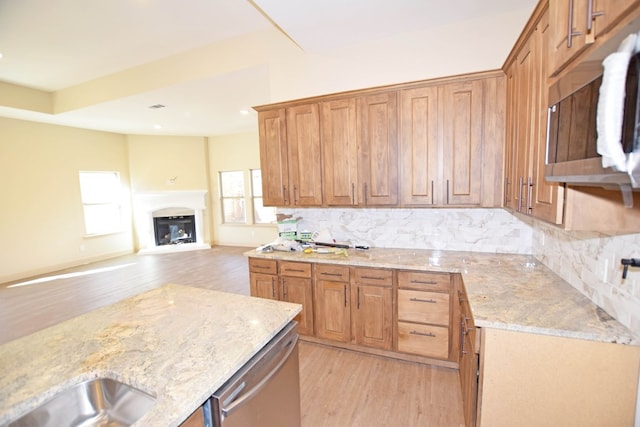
<box><xmin>133</xmin><ymin>190</ymin><xmax>210</xmax><ymax>254</ymax></box>
<box><xmin>154</xmin><ymin>215</ymin><xmax>196</xmax><ymax>246</ymax></box>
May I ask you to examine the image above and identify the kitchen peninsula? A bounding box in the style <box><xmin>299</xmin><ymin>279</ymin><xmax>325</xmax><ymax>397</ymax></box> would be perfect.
<box><xmin>0</xmin><ymin>284</ymin><xmax>301</xmax><ymax>426</ymax></box>
<box><xmin>247</xmin><ymin>247</ymin><xmax>640</xmax><ymax>426</ymax></box>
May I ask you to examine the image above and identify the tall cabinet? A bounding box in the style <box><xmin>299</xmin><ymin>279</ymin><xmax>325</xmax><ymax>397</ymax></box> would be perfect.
<box><xmin>505</xmin><ymin>4</ymin><xmax>563</xmax><ymax>224</ymax></box>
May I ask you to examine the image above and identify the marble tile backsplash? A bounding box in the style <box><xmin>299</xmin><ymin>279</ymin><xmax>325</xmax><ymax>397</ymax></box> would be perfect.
<box><xmin>533</xmin><ymin>221</ymin><xmax>640</xmax><ymax>336</ymax></box>
<box><xmin>278</xmin><ymin>207</ymin><xmax>533</xmax><ymax>254</ymax></box>
<box><xmin>278</xmin><ymin>206</ymin><xmax>640</xmax><ymax>337</ymax></box>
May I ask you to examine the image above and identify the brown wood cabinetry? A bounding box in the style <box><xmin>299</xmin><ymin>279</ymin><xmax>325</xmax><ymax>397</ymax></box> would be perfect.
<box><xmin>549</xmin><ymin>0</ymin><xmax>640</xmax><ymax>76</ymax></box>
<box><xmin>257</xmin><ymin>109</ymin><xmax>288</xmax><ymax>206</ymax></box>
<box><xmin>249</xmin><ymin>258</ymin><xmax>278</xmax><ymax>300</ymax></box>
<box><xmin>396</xmin><ymin>271</ymin><xmax>452</xmax><ymax>360</ymax></box>
<box><xmin>286</xmin><ymin>104</ymin><xmax>323</xmax><ymax>206</ymax></box>
<box><xmin>255</xmin><ymin>71</ymin><xmax>504</xmax><ymax>209</ymax></box>
<box><xmin>457</xmin><ymin>279</ymin><xmax>478</xmax><ymax>427</ymax></box>
<box><xmin>321</xmin><ymin>99</ymin><xmax>359</xmax><ymax>206</ymax></box>
<box><xmin>399</xmin><ymin>85</ymin><xmax>439</xmax><ymax>205</ymax></box>
<box><xmin>256</xmin><ymin>105</ymin><xmax>323</xmax><ymax>207</ymax></box>
<box><xmin>400</xmin><ymin>74</ymin><xmax>504</xmax><ymax>207</ymax></box>
<box><xmin>314</xmin><ymin>264</ymin><xmax>351</xmax><ymax>342</ymax></box>
<box><xmin>249</xmin><ymin>259</ymin><xmax>314</xmax><ymax>335</ymax></box>
<box><xmin>351</xmin><ymin>267</ymin><xmax>393</xmax><ymax>350</ymax></box>
<box><xmin>357</xmin><ymin>92</ymin><xmax>399</xmax><ymax>206</ymax></box>
<box><xmin>279</xmin><ymin>261</ymin><xmax>314</xmax><ymax>336</ymax></box>
<box><xmin>505</xmin><ymin>5</ymin><xmax>564</xmax><ymax>224</ymax></box>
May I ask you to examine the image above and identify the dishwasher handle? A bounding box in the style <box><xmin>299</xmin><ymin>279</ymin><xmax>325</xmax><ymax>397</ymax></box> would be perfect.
<box><xmin>220</xmin><ymin>331</ymin><xmax>298</xmax><ymax>420</ymax></box>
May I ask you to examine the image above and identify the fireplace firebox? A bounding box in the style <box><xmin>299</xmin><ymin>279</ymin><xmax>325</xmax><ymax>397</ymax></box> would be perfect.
<box><xmin>153</xmin><ymin>215</ymin><xmax>196</xmax><ymax>246</ymax></box>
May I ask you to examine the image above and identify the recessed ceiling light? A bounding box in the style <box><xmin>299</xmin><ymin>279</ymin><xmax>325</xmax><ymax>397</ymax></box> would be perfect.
<box><xmin>153</xmin><ymin>124</ymin><xmax>162</xmax><ymax>129</ymax></box>
<box><xmin>239</xmin><ymin>109</ymin><xmax>249</xmax><ymax>115</ymax></box>
<box><xmin>0</xmin><ymin>53</ymin><xmax>3</xmax><ymax>60</ymax></box>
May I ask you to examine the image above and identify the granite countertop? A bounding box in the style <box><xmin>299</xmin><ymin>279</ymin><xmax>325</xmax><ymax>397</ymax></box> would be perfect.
<box><xmin>0</xmin><ymin>284</ymin><xmax>301</xmax><ymax>426</ymax></box>
<box><xmin>245</xmin><ymin>248</ymin><xmax>638</xmax><ymax>345</ymax></box>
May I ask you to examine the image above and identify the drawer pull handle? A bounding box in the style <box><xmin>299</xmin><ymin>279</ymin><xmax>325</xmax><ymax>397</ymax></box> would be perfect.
<box><xmin>361</xmin><ymin>275</ymin><xmax>385</xmax><ymax>280</ymax></box>
<box><xmin>409</xmin><ymin>297</ymin><xmax>437</xmax><ymax>303</ymax></box>
<box><xmin>321</xmin><ymin>272</ymin><xmax>344</xmax><ymax>277</ymax></box>
<box><xmin>254</xmin><ymin>265</ymin><xmax>272</xmax><ymax>269</ymax></box>
<box><xmin>286</xmin><ymin>268</ymin><xmax>305</xmax><ymax>273</ymax></box>
<box><xmin>410</xmin><ymin>280</ymin><xmax>437</xmax><ymax>285</ymax></box>
<box><xmin>410</xmin><ymin>330</ymin><xmax>436</xmax><ymax>338</ymax></box>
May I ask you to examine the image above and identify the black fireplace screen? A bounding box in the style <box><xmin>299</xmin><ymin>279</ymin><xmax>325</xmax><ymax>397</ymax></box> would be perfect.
<box><xmin>154</xmin><ymin>215</ymin><xmax>196</xmax><ymax>246</ymax></box>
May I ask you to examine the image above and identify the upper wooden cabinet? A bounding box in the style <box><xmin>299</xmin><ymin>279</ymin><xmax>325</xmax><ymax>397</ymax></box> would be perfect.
<box><xmin>549</xmin><ymin>0</ymin><xmax>640</xmax><ymax>75</ymax></box>
<box><xmin>256</xmin><ymin>71</ymin><xmax>505</xmax><ymax>209</ymax></box>
<box><xmin>256</xmin><ymin>105</ymin><xmax>323</xmax><ymax>207</ymax></box>
<box><xmin>357</xmin><ymin>92</ymin><xmax>399</xmax><ymax>206</ymax></box>
<box><xmin>321</xmin><ymin>98</ymin><xmax>359</xmax><ymax>206</ymax></box>
<box><xmin>505</xmin><ymin>5</ymin><xmax>564</xmax><ymax>224</ymax></box>
<box><xmin>400</xmin><ymin>86</ymin><xmax>439</xmax><ymax>205</ymax></box>
<box><xmin>400</xmin><ymin>74</ymin><xmax>504</xmax><ymax>207</ymax></box>
<box><xmin>258</xmin><ymin>109</ymin><xmax>289</xmax><ymax>206</ymax></box>
<box><xmin>286</xmin><ymin>104</ymin><xmax>323</xmax><ymax>206</ymax></box>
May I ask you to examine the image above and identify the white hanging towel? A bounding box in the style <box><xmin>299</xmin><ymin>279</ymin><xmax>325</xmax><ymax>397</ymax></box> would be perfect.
<box><xmin>596</xmin><ymin>33</ymin><xmax>637</xmax><ymax>171</ymax></box>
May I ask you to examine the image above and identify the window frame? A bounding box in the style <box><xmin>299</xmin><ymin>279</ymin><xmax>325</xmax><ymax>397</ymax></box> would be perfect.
<box><xmin>78</xmin><ymin>171</ymin><xmax>123</xmax><ymax>236</ymax></box>
<box><xmin>219</xmin><ymin>170</ymin><xmax>247</xmax><ymax>224</ymax></box>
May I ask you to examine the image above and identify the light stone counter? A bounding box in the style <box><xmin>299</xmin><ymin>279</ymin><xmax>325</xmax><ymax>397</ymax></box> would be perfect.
<box><xmin>0</xmin><ymin>284</ymin><xmax>301</xmax><ymax>426</ymax></box>
<box><xmin>245</xmin><ymin>248</ymin><xmax>638</xmax><ymax>345</ymax></box>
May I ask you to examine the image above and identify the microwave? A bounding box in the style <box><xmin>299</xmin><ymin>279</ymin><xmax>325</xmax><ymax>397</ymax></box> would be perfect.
<box><xmin>545</xmin><ymin>22</ymin><xmax>640</xmax><ymax>206</ymax></box>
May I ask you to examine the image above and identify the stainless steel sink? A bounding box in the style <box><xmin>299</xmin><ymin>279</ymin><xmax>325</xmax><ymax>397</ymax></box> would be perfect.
<box><xmin>9</xmin><ymin>377</ymin><xmax>156</xmax><ymax>427</ymax></box>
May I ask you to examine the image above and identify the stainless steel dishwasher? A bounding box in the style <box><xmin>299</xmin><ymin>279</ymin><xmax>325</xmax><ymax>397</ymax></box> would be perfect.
<box><xmin>204</xmin><ymin>321</ymin><xmax>301</xmax><ymax>427</ymax></box>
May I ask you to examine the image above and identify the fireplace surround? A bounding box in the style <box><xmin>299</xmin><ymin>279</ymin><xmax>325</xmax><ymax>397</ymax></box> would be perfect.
<box><xmin>133</xmin><ymin>190</ymin><xmax>210</xmax><ymax>254</ymax></box>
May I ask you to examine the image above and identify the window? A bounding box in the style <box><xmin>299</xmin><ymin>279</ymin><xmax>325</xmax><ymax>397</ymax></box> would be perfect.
<box><xmin>251</xmin><ymin>169</ymin><xmax>276</xmax><ymax>224</ymax></box>
<box><xmin>79</xmin><ymin>171</ymin><xmax>123</xmax><ymax>235</ymax></box>
<box><xmin>220</xmin><ymin>171</ymin><xmax>246</xmax><ymax>224</ymax></box>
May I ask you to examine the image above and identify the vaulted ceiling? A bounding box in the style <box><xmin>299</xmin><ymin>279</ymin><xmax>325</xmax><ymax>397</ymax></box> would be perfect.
<box><xmin>0</xmin><ymin>0</ymin><xmax>537</xmax><ymax>136</ymax></box>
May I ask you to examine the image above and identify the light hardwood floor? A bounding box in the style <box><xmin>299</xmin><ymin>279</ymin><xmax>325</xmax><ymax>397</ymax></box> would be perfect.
<box><xmin>1</xmin><ymin>246</ymin><xmax>464</xmax><ymax>426</ymax></box>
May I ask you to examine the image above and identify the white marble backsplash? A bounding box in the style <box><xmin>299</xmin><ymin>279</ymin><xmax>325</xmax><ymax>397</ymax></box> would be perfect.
<box><xmin>278</xmin><ymin>208</ymin><xmax>533</xmax><ymax>254</ymax></box>
<box><xmin>533</xmin><ymin>221</ymin><xmax>640</xmax><ymax>336</ymax></box>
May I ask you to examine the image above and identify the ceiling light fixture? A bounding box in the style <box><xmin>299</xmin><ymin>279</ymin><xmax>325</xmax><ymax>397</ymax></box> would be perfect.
<box><xmin>240</xmin><ymin>109</ymin><xmax>249</xmax><ymax>115</ymax></box>
<box><xmin>148</xmin><ymin>104</ymin><xmax>165</xmax><ymax>109</ymax></box>
<box><xmin>153</xmin><ymin>124</ymin><xmax>162</xmax><ymax>129</ymax></box>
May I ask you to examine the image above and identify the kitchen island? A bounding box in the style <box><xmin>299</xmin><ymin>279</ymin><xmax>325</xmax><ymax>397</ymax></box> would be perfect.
<box><xmin>0</xmin><ymin>284</ymin><xmax>301</xmax><ymax>426</ymax></box>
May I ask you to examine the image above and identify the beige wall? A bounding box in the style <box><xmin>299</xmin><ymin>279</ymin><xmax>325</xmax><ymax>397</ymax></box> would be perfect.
<box><xmin>0</xmin><ymin>117</ymin><xmax>133</xmax><ymax>283</ymax></box>
<box><xmin>126</xmin><ymin>135</ymin><xmax>211</xmax><ymax>249</ymax></box>
<box><xmin>208</xmin><ymin>131</ymin><xmax>277</xmax><ymax>247</ymax></box>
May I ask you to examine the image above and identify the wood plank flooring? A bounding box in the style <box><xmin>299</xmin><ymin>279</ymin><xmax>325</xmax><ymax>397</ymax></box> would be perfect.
<box><xmin>0</xmin><ymin>246</ymin><xmax>464</xmax><ymax>426</ymax></box>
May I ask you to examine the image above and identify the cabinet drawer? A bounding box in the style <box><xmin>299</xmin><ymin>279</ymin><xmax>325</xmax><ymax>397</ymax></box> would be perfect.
<box><xmin>397</xmin><ymin>322</ymin><xmax>449</xmax><ymax>359</ymax></box>
<box><xmin>353</xmin><ymin>267</ymin><xmax>393</xmax><ymax>286</ymax></box>
<box><xmin>398</xmin><ymin>290</ymin><xmax>450</xmax><ymax>325</ymax></box>
<box><xmin>398</xmin><ymin>271</ymin><xmax>450</xmax><ymax>292</ymax></box>
<box><xmin>279</xmin><ymin>261</ymin><xmax>312</xmax><ymax>278</ymax></box>
<box><xmin>315</xmin><ymin>264</ymin><xmax>350</xmax><ymax>282</ymax></box>
<box><xmin>248</xmin><ymin>258</ymin><xmax>277</xmax><ymax>275</ymax></box>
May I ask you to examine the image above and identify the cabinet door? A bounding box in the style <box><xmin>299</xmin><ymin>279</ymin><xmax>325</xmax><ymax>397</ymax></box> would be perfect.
<box><xmin>315</xmin><ymin>279</ymin><xmax>351</xmax><ymax>342</ymax></box>
<box><xmin>358</xmin><ymin>92</ymin><xmax>399</xmax><ymax>206</ymax></box>
<box><xmin>281</xmin><ymin>276</ymin><xmax>314</xmax><ymax>336</ymax></box>
<box><xmin>504</xmin><ymin>67</ymin><xmax>519</xmax><ymax>210</ymax></box>
<box><xmin>249</xmin><ymin>273</ymin><xmax>278</xmax><ymax>300</ymax></box>
<box><xmin>549</xmin><ymin>0</ymin><xmax>592</xmax><ymax>75</ymax></box>
<box><xmin>286</xmin><ymin>104</ymin><xmax>323</xmax><ymax>206</ymax></box>
<box><xmin>592</xmin><ymin>0</ymin><xmax>640</xmax><ymax>39</ymax></box>
<box><xmin>441</xmin><ymin>79</ymin><xmax>484</xmax><ymax>206</ymax></box>
<box><xmin>530</xmin><ymin>10</ymin><xmax>564</xmax><ymax>224</ymax></box>
<box><xmin>459</xmin><ymin>312</ymin><xmax>478</xmax><ymax>427</ymax></box>
<box><xmin>400</xmin><ymin>86</ymin><xmax>440</xmax><ymax>205</ymax></box>
<box><xmin>321</xmin><ymin>98</ymin><xmax>358</xmax><ymax>206</ymax></box>
<box><xmin>258</xmin><ymin>109</ymin><xmax>289</xmax><ymax>206</ymax></box>
<box><xmin>179</xmin><ymin>406</ymin><xmax>205</xmax><ymax>427</ymax></box>
<box><xmin>352</xmin><ymin>284</ymin><xmax>393</xmax><ymax>350</ymax></box>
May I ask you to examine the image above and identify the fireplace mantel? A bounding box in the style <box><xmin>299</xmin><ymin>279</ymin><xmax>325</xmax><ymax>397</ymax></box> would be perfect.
<box><xmin>133</xmin><ymin>190</ymin><xmax>210</xmax><ymax>254</ymax></box>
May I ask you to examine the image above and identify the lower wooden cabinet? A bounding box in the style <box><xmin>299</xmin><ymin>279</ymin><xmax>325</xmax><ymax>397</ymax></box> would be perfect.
<box><xmin>179</xmin><ymin>406</ymin><xmax>205</xmax><ymax>427</ymax></box>
<box><xmin>314</xmin><ymin>264</ymin><xmax>351</xmax><ymax>342</ymax></box>
<box><xmin>351</xmin><ymin>268</ymin><xmax>393</xmax><ymax>350</ymax></box>
<box><xmin>396</xmin><ymin>270</ymin><xmax>453</xmax><ymax>360</ymax></box>
<box><xmin>457</xmin><ymin>282</ymin><xmax>479</xmax><ymax>427</ymax></box>
<box><xmin>249</xmin><ymin>258</ymin><xmax>454</xmax><ymax>361</ymax></box>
